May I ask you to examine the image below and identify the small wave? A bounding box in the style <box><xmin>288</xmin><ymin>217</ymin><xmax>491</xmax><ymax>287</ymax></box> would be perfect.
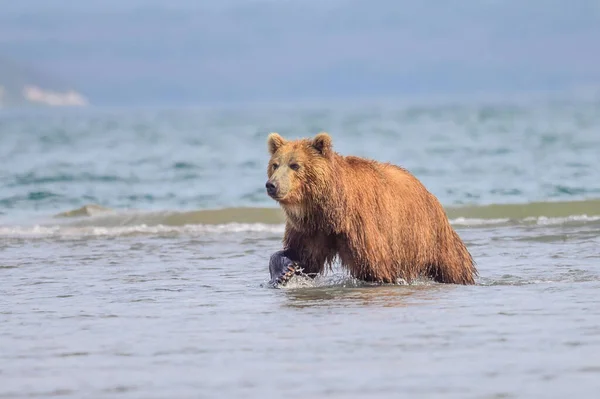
<box><xmin>449</xmin><ymin>217</ymin><xmax>511</xmax><ymax>227</ymax></box>
<box><xmin>2</xmin><ymin>198</ymin><xmax>598</xmax><ymax>239</ymax></box>
<box><xmin>53</xmin><ymin>205</ymin><xmax>286</xmax><ymax>226</ymax></box>
<box><xmin>524</xmin><ymin>214</ymin><xmax>600</xmax><ymax>225</ymax></box>
<box><xmin>450</xmin><ymin>214</ymin><xmax>600</xmax><ymax>227</ymax></box>
<box><xmin>0</xmin><ymin>223</ymin><xmax>285</xmax><ymax>239</ymax></box>
<box><xmin>49</xmin><ymin>198</ymin><xmax>600</xmax><ymax>228</ymax></box>
<box><xmin>445</xmin><ymin>198</ymin><xmax>600</xmax><ymax>221</ymax></box>
<box><xmin>55</xmin><ymin>204</ymin><xmax>113</xmax><ymax>218</ymax></box>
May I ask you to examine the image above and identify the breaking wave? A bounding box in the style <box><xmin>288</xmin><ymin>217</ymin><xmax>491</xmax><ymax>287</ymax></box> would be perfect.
<box><xmin>1</xmin><ymin>198</ymin><xmax>600</xmax><ymax>238</ymax></box>
<box><xmin>0</xmin><ymin>223</ymin><xmax>285</xmax><ymax>239</ymax></box>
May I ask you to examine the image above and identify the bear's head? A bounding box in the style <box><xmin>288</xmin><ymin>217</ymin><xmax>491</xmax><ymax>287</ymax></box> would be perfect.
<box><xmin>265</xmin><ymin>132</ymin><xmax>333</xmax><ymax>207</ymax></box>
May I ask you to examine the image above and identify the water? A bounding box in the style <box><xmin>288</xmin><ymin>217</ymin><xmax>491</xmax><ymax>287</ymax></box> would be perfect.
<box><xmin>1</xmin><ymin>97</ymin><xmax>600</xmax><ymax>398</ymax></box>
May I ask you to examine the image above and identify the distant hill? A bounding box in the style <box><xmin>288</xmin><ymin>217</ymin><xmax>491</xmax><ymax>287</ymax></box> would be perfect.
<box><xmin>0</xmin><ymin>58</ymin><xmax>88</xmax><ymax>108</ymax></box>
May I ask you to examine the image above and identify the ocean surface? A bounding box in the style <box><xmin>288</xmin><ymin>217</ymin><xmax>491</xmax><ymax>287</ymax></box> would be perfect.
<box><xmin>1</xmin><ymin>97</ymin><xmax>600</xmax><ymax>398</ymax></box>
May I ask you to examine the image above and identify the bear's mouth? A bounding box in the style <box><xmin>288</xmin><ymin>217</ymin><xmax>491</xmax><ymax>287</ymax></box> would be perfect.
<box><xmin>267</xmin><ymin>191</ymin><xmax>282</xmax><ymax>201</ymax></box>
<box><xmin>267</xmin><ymin>188</ymin><xmax>291</xmax><ymax>202</ymax></box>
<box><xmin>271</xmin><ymin>194</ymin><xmax>295</xmax><ymax>206</ymax></box>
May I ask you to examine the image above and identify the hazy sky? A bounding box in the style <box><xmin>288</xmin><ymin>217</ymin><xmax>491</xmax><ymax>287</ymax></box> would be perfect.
<box><xmin>1</xmin><ymin>0</ymin><xmax>599</xmax><ymax>105</ymax></box>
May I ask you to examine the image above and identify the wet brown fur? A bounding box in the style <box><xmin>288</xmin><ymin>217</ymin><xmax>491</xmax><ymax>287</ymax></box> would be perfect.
<box><xmin>266</xmin><ymin>132</ymin><xmax>478</xmax><ymax>285</ymax></box>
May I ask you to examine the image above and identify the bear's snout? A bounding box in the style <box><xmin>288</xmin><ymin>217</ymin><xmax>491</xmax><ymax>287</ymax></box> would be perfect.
<box><xmin>265</xmin><ymin>180</ymin><xmax>278</xmax><ymax>197</ymax></box>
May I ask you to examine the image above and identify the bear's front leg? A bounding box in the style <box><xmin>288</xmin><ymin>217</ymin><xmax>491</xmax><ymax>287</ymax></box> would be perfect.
<box><xmin>268</xmin><ymin>250</ymin><xmax>303</xmax><ymax>288</ymax></box>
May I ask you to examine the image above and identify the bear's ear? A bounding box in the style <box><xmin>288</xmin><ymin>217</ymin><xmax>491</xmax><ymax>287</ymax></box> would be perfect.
<box><xmin>311</xmin><ymin>132</ymin><xmax>332</xmax><ymax>156</ymax></box>
<box><xmin>267</xmin><ymin>132</ymin><xmax>286</xmax><ymax>155</ymax></box>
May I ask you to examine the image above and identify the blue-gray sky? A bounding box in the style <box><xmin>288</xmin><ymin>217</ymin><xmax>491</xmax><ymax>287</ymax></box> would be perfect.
<box><xmin>1</xmin><ymin>0</ymin><xmax>599</xmax><ymax>105</ymax></box>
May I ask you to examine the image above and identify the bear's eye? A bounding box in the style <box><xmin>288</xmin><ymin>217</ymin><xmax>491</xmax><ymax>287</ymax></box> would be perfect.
<box><xmin>272</xmin><ymin>163</ymin><xmax>279</xmax><ymax>170</ymax></box>
<box><xmin>289</xmin><ymin>163</ymin><xmax>300</xmax><ymax>171</ymax></box>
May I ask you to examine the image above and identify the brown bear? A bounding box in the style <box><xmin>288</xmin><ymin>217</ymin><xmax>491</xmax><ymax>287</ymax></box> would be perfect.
<box><xmin>265</xmin><ymin>132</ymin><xmax>477</xmax><ymax>287</ymax></box>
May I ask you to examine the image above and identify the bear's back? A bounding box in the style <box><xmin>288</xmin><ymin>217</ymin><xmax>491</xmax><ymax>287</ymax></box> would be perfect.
<box><xmin>340</xmin><ymin>154</ymin><xmax>429</xmax><ymax>197</ymax></box>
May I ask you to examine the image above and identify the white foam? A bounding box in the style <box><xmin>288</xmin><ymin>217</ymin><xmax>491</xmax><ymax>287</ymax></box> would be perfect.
<box><xmin>2</xmin><ymin>213</ymin><xmax>599</xmax><ymax>239</ymax></box>
<box><xmin>522</xmin><ymin>214</ymin><xmax>600</xmax><ymax>225</ymax></box>
<box><xmin>0</xmin><ymin>223</ymin><xmax>286</xmax><ymax>238</ymax></box>
<box><xmin>450</xmin><ymin>214</ymin><xmax>600</xmax><ymax>227</ymax></box>
<box><xmin>450</xmin><ymin>217</ymin><xmax>511</xmax><ymax>226</ymax></box>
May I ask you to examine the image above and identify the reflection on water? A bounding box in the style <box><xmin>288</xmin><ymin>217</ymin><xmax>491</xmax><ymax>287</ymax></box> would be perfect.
<box><xmin>281</xmin><ymin>283</ymin><xmax>457</xmax><ymax>309</ymax></box>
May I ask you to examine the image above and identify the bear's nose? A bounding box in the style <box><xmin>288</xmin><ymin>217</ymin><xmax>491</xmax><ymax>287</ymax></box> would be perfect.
<box><xmin>265</xmin><ymin>180</ymin><xmax>278</xmax><ymax>196</ymax></box>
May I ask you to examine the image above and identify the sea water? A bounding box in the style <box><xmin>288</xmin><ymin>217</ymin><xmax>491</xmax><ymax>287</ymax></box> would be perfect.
<box><xmin>1</xmin><ymin>97</ymin><xmax>600</xmax><ymax>398</ymax></box>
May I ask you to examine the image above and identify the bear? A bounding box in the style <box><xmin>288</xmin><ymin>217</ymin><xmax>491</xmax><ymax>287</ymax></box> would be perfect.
<box><xmin>265</xmin><ymin>132</ymin><xmax>477</xmax><ymax>287</ymax></box>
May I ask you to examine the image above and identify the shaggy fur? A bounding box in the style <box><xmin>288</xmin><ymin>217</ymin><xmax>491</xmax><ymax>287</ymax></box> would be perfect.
<box><xmin>266</xmin><ymin>132</ymin><xmax>478</xmax><ymax>285</ymax></box>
